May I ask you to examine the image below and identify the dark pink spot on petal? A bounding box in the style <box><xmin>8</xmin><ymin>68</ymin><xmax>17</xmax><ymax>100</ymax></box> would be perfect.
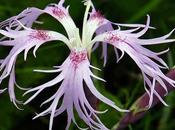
<box><xmin>91</xmin><ymin>11</ymin><xmax>103</xmax><ymax>19</ymax></box>
<box><xmin>90</xmin><ymin>11</ymin><xmax>105</xmax><ymax>25</ymax></box>
<box><xmin>29</xmin><ymin>30</ymin><xmax>50</xmax><ymax>41</ymax></box>
<box><xmin>70</xmin><ymin>50</ymin><xmax>87</xmax><ymax>69</ymax></box>
<box><xmin>105</xmin><ymin>32</ymin><xmax>120</xmax><ymax>43</ymax></box>
<box><xmin>52</xmin><ymin>7</ymin><xmax>66</xmax><ymax>19</ymax></box>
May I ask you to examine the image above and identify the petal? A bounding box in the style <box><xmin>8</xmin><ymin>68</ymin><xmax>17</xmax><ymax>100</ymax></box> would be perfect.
<box><xmin>120</xmin><ymin>44</ymin><xmax>175</xmax><ymax>106</ymax></box>
<box><xmin>0</xmin><ymin>0</ymin><xmax>77</xmax><ymax>40</ymax></box>
<box><xmin>25</xmin><ymin>50</ymin><xmax>128</xmax><ymax>130</ymax></box>
<box><xmin>44</xmin><ymin>4</ymin><xmax>77</xmax><ymax>39</ymax></box>
<box><xmin>0</xmin><ymin>88</ymin><xmax>7</xmax><ymax>94</ymax></box>
<box><xmin>83</xmin><ymin>69</ymin><xmax>128</xmax><ymax>112</ymax></box>
<box><xmin>0</xmin><ymin>27</ymin><xmax>69</xmax><ymax>106</ymax></box>
<box><xmin>0</xmin><ymin>7</ymin><xmax>43</xmax><ymax>30</ymax></box>
<box><xmin>83</xmin><ymin>11</ymin><xmax>108</xmax><ymax>45</ymax></box>
<box><xmin>137</xmin><ymin>28</ymin><xmax>175</xmax><ymax>45</ymax></box>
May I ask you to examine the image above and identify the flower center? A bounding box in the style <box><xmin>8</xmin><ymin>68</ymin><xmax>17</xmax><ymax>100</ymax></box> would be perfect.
<box><xmin>52</xmin><ymin>7</ymin><xmax>66</xmax><ymax>19</ymax></box>
<box><xmin>70</xmin><ymin>50</ymin><xmax>87</xmax><ymax>68</ymax></box>
<box><xmin>29</xmin><ymin>30</ymin><xmax>50</xmax><ymax>41</ymax></box>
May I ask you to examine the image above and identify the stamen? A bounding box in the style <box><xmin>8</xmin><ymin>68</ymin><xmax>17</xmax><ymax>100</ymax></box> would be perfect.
<box><xmin>70</xmin><ymin>50</ymin><xmax>87</xmax><ymax>69</ymax></box>
<box><xmin>29</xmin><ymin>30</ymin><xmax>50</xmax><ymax>41</ymax></box>
<box><xmin>52</xmin><ymin>7</ymin><xmax>66</xmax><ymax>19</ymax></box>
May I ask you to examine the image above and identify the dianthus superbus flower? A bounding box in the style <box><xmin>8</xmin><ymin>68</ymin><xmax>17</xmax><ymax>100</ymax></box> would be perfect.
<box><xmin>0</xmin><ymin>0</ymin><xmax>128</xmax><ymax>130</ymax></box>
<box><xmin>0</xmin><ymin>0</ymin><xmax>175</xmax><ymax>130</ymax></box>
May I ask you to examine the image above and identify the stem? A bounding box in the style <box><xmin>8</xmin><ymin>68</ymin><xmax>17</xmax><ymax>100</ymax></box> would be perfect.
<box><xmin>115</xmin><ymin>69</ymin><xmax>175</xmax><ymax>130</ymax></box>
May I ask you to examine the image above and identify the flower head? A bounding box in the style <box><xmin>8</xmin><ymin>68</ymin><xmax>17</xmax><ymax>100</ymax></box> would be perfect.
<box><xmin>0</xmin><ymin>0</ymin><xmax>175</xmax><ymax>130</ymax></box>
<box><xmin>0</xmin><ymin>0</ymin><xmax>128</xmax><ymax>130</ymax></box>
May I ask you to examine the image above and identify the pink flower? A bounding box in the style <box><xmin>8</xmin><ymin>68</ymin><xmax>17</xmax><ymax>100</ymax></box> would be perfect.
<box><xmin>0</xmin><ymin>0</ymin><xmax>175</xmax><ymax>129</ymax></box>
<box><xmin>0</xmin><ymin>0</ymin><xmax>128</xmax><ymax>130</ymax></box>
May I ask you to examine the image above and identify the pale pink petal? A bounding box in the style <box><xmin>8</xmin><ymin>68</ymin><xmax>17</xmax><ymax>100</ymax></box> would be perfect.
<box><xmin>92</xmin><ymin>15</ymin><xmax>175</xmax><ymax>107</ymax></box>
<box><xmin>24</xmin><ymin>50</ymin><xmax>128</xmax><ymax>130</ymax></box>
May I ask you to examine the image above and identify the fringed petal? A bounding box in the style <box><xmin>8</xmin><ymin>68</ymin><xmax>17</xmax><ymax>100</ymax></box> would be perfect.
<box><xmin>91</xmin><ymin>15</ymin><xmax>175</xmax><ymax>107</ymax></box>
<box><xmin>24</xmin><ymin>50</ymin><xmax>128</xmax><ymax>130</ymax></box>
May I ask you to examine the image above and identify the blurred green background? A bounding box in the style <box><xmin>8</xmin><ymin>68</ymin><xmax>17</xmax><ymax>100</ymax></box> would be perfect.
<box><xmin>0</xmin><ymin>0</ymin><xmax>175</xmax><ymax>130</ymax></box>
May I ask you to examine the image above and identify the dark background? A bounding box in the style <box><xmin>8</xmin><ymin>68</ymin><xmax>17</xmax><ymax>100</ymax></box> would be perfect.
<box><xmin>0</xmin><ymin>0</ymin><xmax>175</xmax><ymax>130</ymax></box>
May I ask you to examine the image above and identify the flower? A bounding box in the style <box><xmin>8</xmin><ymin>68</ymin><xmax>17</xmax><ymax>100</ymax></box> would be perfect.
<box><xmin>0</xmin><ymin>0</ymin><xmax>175</xmax><ymax>130</ymax></box>
<box><xmin>0</xmin><ymin>0</ymin><xmax>128</xmax><ymax>130</ymax></box>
